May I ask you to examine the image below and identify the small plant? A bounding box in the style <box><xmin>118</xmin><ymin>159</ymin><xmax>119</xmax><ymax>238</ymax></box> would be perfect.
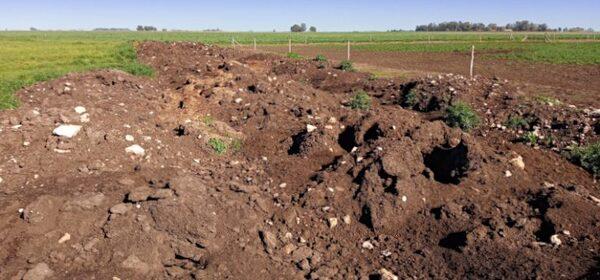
<box><xmin>506</xmin><ymin>116</ymin><xmax>529</xmax><ymax>129</ymax></box>
<box><xmin>230</xmin><ymin>139</ymin><xmax>243</xmax><ymax>153</ymax></box>
<box><xmin>315</xmin><ymin>54</ymin><xmax>327</xmax><ymax>62</ymax></box>
<box><xmin>444</xmin><ymin>102</ymin><xmax>480</xmax><ymax>131</ymax></box>
<box><xmin>535</xmin><ymin>95</ymin><xmax>562</xmax><ymax>106</ymax></box>
<box><xmin>569</xmin><ymin>142</ymin><xmax>600</xmax><ymax>176</ymax></box>
<box><xmin>402</xmin><ymin>90</ymin><xmax>418</xmax><ymax>108</ymax></box>
<box><xmin>350</xmin><ymin>91</ymin><xmax>372</xmax><ymax>110</ymax></box>
<box><xmin>339</xmin><ymin>60</ymin><xmax>354</xmax><ymax>71</ymax></box>
<box><xmin>287</xmin><ymin>52</ymin><xmax>302</xmax><ymax>59</ymax></box>
<box><xmin>208</xmin><ymin>138</ymin><xmax>227</xmax><ymax>155</ymax></box>
<box><xmin>368</xmin><ymin>74</ymin><xmax>378</xmax><ymax>81</ymax></box>
<box><xmin>521</xmin><ymin>132</ymin><xmax>539</xmax><ymax>145</ymax></box>
<box><xmin>202</xmin><ymin>115</ymin><xmax>214</xmax><ymax>126</ymax></box>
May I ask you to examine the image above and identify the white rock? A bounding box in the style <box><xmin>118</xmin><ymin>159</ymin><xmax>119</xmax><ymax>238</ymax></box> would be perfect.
<box><xmin>509</xmin><ymin>155</ymin><xmax>525</xmax><ymax>170</ymax></box>
<box><xmin>504</xmin><ymin>170</ymin><xmax>513</xmax><ymax>177</ymax></box>
<box><xmin>306</xmin><ymin>124</ymin><xmax>317</xmax><ymax>133</ymax></box>
<box><xmin>362</xmin><ymin>240</ymin><xmax>374</xmax><ymax>250</ymax></box>
<box><xmin>328</xmin><ymin>217</ymin><xmax>338</xmax><ymax>229</ymax></box>
<box><xmin>125</xmin><ymin>145</ymin><xmax>145</xmax><ymax>156</ymax></box>
<box><xmin>401</xmin><ymin>195</ymin><xmax>407</xmax><ymax>202</ymax></box>
<box><xmin>0</xmin><ymin>177</ymin><xmax>3</xmax><ymax>184</ymax></box>
<box><xmin>53</xmin><ymin>125</ymin><xmax>82</xmax><ymax>138</ymax></box>
<box><xmin>234</xmin><ymin>98</ymin><xmax>243</xmax><ymax>104</ymax></box>
<box><xmin>550</xmin><ymin>234</ymin><xmax>562</xmax><ymax>246</ymax></box>
<box><xmin>74</xmin><ymin>106</ymin><xmax>87</xmax><ymax>114</ymax></box>
<box><xmin>58</xmin><ymin>233</ymin><xmax>71</xmax><ymax>244</ymax></box>
<box><xmin>378</xmin><ymin>268</ymin><xmax>399</xmax><ymax>280</ymax></box>
<box><xmin>342</xmin><ymin>215</ymin><xmax>351</xmax><ymax>224</ymax></box>
<box><xmin>125</xmin><ymin>135</ymin><xmax>135</xmax><ymax>142</ymax></box>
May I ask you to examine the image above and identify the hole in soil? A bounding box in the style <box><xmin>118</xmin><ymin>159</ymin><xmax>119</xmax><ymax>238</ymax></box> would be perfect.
<box><xmin>364</xmin><ymin>123</ymin><xmax>383</xmax><ymax>143</ymax></box>
<box><xmin>247</xmin><ymin>85</ymin><xmax>258</xmax><ymax>93</ymax></box>
<box><xmin>359</xmin><ymin>205</ymin><xmax>374</xmax><ymax>229</ymax></box>
<box><xmin>338</xmin><ymin>126</ymin><xmax>358</xmax><ymax>152</ymax></box>
<box><xmin>423</xmin><ymin>143</ymin><xmax>469</xmax><ymax>185</ymax></box>
<box><xmin>174</xmin><ymin>125</ymin><xmax>188</xmax><ymax>137</ymax></box>
<box><xmin>438</xmin><ymin>231</ymin><xmax>468</xmax><ymax>252</ymax></box>
<box><xmin>535</xmin><ymin>220</ymin><xmax>557</xmax><ymax>243</ymax></box>
<box><xmin>288</xmin><ymin>131</ymin><xmax>309</xmax><ymax>155</ymax></box>
<box><xmin>178</xmin><ymin>100</ymin><xmax>185</xmax><ymax>109</ymax></box>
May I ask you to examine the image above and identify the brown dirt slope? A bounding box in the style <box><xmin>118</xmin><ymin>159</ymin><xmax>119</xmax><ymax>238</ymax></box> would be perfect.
<box><xmin>0</xmin><ymin>42</ymin><xmax>598</xmax><ymax>279</ymax></box>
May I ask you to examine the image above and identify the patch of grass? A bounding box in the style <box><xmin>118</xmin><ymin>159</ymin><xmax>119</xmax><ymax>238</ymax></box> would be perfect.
<box><xmin>230</xmin><ymin>139</ymin><xmax>243</xmax><ymax>153</ymax></box>
<box><xmin>315</xmin><ymin>54</ymin><xmax>327</xmax><ymax>62</ymax></box>
<box><xmin>287</xmin><ymin>52</ymin><xmax>302</xmax><ymax>59</ymax></box>
<box><xmin>208</xmin><ymin>138</ymin><xmax>228</xmax><ymax>155</ymax></box>
<box><xmin>521</xmin><ymin>132</ymin><xmax>539</xmax><ymax>145</ymax></box>
<box><xmin>535</xmin><ymin>95</ymin><xmax>562</xmax><ymax>106</ymax></box>
<box><xmin>402</xmin><ymin>90</ymin><xmax>419</xmax><ymax>108</ymax></box>
<box><xmin>339</xmin><ymin>60</ymin><xmax>354</xmax><ymax>72</ymax></box>
<box><xmin>506</xmin><ymin>116</ymin><xmax>529</xmax><ymax>129</ymax></box>
<box><xmin>202</xmin><ymin>115</ymin><xmax>215</xmax><ymax>126</ymax></box>
<box><xmin>349</xmin><ymin>91</ymin><xmax>372</xmax><ymax>110</ymax></box>
<box><xmin>445</xmin><ymin>102</ymin><xmax>480</xmax><ymax>131</ymax></box>
<box><xmin>569</xmin><ymin>142</ymin><xmax>600</xmax><ymax>176</ymax></box>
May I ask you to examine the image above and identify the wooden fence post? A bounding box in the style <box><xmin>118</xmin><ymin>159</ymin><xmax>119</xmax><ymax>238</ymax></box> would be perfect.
<box><xmin>288</xmin><ymin>38</ymin><xmax>292</xmax><ymax>53</ymax></box>
<box><xmin>232</xmin><ymin>37</ymin><xmax>235</xmax><ymax>49</ymax></box>
<box><xmin>253</xmin><ymin>38</ymin><xmax>257</xmax><ymax>51</ymax></box>
<box><xmin>347</xmin><ymin>41</ymin><xmax>351</xmax><ymax>60</ymax></box>
<box><xmin>469</xmin><ymin>45</ymin><xmax>475</xmax><ymax>79</ymax></box>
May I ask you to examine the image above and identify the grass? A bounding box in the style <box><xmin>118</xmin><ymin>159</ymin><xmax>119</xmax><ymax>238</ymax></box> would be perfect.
<box><xmin>569</xmin><ymin>142</ymin><xmax>600</xmax><ymax>176</ymax></box>
<box><xmin>287</xmin><ymin>52</ymin><xmax>302</xmax><ymax>59</ymax></box>
<box><xmin>208</xmin><ymin>138</ymin><xmax>228</xmax><ymax>155</ymax></box>
<box><xmin>402</xmin><ymin>90</ymin><xmax>419</xmax><ymax>108</ymax></box>
<box><xmin>339</xmin><ymin>60</ymin><xmax>355</xmax><ymax>71</ymax></box>
<box><xmin>445</xmin><ymin>102</ymin><xmax>480</xmax><ymax>131</ymax></box>
<box><xmin>0</xmin><ymin>37</ymin><xmax>152</xmax><ymax>109</ymax></box>
<box><xmin>506</xmin><ymin>116</ymin><xmax>529</xmax><ymax>129</ymax></box>
<box><xmin>349</xmin><ymin>91</ymin><xmax>372</xmax><ymax>110</ymax></box>
<box><xmin>315</xmin><ymin>54</ymin><xmax>327</xmax><ymax>62</ymax></box>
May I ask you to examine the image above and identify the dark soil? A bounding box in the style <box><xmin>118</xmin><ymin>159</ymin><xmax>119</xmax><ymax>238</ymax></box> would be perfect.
<box><xmin>0</xmin><ymin>42</ymin><xmax>599</xmax><ymax>280</ymax></box>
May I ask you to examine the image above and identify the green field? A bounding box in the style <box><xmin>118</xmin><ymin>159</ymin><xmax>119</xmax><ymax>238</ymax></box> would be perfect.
<box><xmin>1</xmin><ymin>31</ymin><xmax>599</xmax><ymax>109</ymax></box>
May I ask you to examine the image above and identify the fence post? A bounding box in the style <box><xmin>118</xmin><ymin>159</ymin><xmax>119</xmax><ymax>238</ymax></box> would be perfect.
<box><xmin>347</xmin><ymin>41</ymin><xmax>351</xmax><ymax>60</ymax></box>
<box><xmin>469</xmin><ymin>45</ymin><xmax>475</xmax><ymax>79</ymax></box>
<box><xmin>289</xmin><ymin>38</ymin><xmax>292</xmax><ymax>53</ymax></box>
<box><xmin>253</xmin><ymin>38</ymin><xmax>257</xmax><ymax>51</ymax></box>
<box><xmin>232</xmin><ymin>37</ymin><xmax>235</xmax><ymax>49</ymax></box>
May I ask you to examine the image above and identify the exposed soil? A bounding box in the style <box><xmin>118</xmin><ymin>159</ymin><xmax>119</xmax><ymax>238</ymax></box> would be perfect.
<box><xmin>260</xmin><ymin>45</ymin><xmax>600</xmax><ymax>108</ymax></box>
<box><xmin>0</xmin><ymin>42</ymin><xmax>599</xmax><ymax>279</ymax></box>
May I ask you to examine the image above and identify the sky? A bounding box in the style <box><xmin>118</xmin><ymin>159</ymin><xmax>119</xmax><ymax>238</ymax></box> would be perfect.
<box><xmin>1</xmin><ymin>0</ymin><xmax>599</xmax><ymax>31</ymax></box>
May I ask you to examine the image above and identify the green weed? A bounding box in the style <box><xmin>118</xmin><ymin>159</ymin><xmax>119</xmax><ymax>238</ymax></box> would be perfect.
<box><xmin>208</xmin><ymin>138</ymin><xmax>227</xmax><ymax>155</ymax></box>
<box><xmin>350</xmin><ymin>91</ymin><xmax>372</xmax><ymax>110</ymax></box>
<box><xmin>445</xmin><ymin>102</ymin><xmax>480</xmax><ymax>131</ymax></box>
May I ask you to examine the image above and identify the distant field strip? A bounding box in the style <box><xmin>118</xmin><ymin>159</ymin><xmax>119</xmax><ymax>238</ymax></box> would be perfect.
<box><xmin>1</xmin><ymin>31</ymin><xmax>599</xmax><ymax>109</ymax></box>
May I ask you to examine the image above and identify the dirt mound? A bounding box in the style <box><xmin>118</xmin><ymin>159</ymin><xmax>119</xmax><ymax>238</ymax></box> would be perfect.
<box><xmin>0</xmin><ymin>42</ymin><xmax>598</xmax><ymax>279</ymax></box>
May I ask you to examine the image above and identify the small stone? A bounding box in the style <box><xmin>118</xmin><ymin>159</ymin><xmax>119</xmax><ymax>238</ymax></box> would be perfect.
<box><xmin>74</xmin><ymin>106</ymin><xmax>87</xmax><ymax>114</ymax></box>
<box><xmin>125</xmin><ymin>135</ymin><xmax>135</xmax><ymax>142</ymax></box>
<box><xmin>127</xmin><ymin>187</ymin><xmax>154</xmax><ymax>202</ymax></box>
<box><xmin>0</xmin><ymin>177</ymin><xmax>3</xmax><ymax>184</ymax></box>
<box><xmin>80</xmin><ymin>113</ymin><xmax>90</xmax><ymax>123</ymax></box>
<box><xmin>377</xmin><ymin>268</ymin><xmax>399</xmax><ymax>280</ymax></box>
<box><xmin>234</xmin><ymin>98</ymin><xmax>243</xmax><ymax>104</ymax></box>
<box><xmin>53</xmin><ymin>125</ymin><xmax>82</xmax><ymax>138</ymax></box>
<box><xmin>362</xmin><ymin>240</ymin><xmax>374</xmax><ymax>250</ymax></box>
<box><xmin>504</xmin><ymin>170</ymin><xmax>513</xmax><ymax>177</ymax></box>
<box><xmin>306</xmin><ymin>124</ymin><xmax>317</xmax><ymax>133</ymax></box>
<box><xmin>509</xmin><ymin>155</ymin><xmax>525</xmax><ymax>170</ymax></box>
<box><xmin>121</xmin><ymin>255</ymin><xmax>149</xmax><ymax>274</ymax></box>
<box><xmin>401</xmin><ymin>195</ymin><xmax>407</xmax><ymax>202</ymax></box>
<box><xmin>110</xmin><ymin>203</ymin><xmax>132</xmax><ymax>214</ymax></box>
<box><xmin>342</xmin><ymin>215</ymin><xmax>351</xmax><ymax>224</ymax></box>
<box><xmin>23</xmin><ymin>263</ymin><xmax>53</xmax><ymax>280</ymax></box>
<box><xmin>279</xmin><ymin>183</ymin><xmax>287</xmax><ymax>188</ymax></box>
<box><xmin>125</xmin><ymin>145</ymin><xmax>145</xmax><ymax>156</ymax></box>
<box><xmin>327</xmin><ymin>217</ymin><xmax>338</xmax><ymax>229</ymax></box>
<box><xmin>58</xmin><ymin>233</ymin><xmax>71</xmax><ymax>244</ymax></box>
<box><xmin>550</xmin><ymin>234</ymin><xmax>562</xmax><ymax>246</ymax></box>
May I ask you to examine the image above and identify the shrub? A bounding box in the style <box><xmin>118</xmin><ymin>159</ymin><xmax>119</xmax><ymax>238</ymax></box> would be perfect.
<box><xmin>287</xmin><ymin>52</ymin><xmax>302</xmax><ymax>59</ymax></box>
<box><xmin>569</xmin><ymin>142</ymin><xmax>600</xmax><ymax>176</ymax></box>
<box><xmin>521</xmin><ymin>132</ymin><xmax>539</xmax><ymax>145</ymax></box>
<box><xmin>506</xmin><ymin>116</ymin><xmax>529</xmax><ymax>129</ymax></box>
<box><xmin>350</xmin><ymin>91</ymin><xmax>372</xmax><ymax>110</ymax></box>
<box><xmin>402</xmin><ymin>90</ymin><xmax>418</xmax><ymax>108</ymax></box>
<box><xmin>339</xmin><ymin>60</ymin><xmax>354</xmax><ymax>71</ymax></box>
<box><xmin>208</xmin><ymin>138</ymin><xmax>227</xmax><ymax>155</ymax></box>
<box><xmin>315</xmin><ymin>54</ymin><xmax>327</xmax><ymax>62</ymax></box>
<box><xmin>445</xmin><ymin>102</ymin><xmax>480</xmax><ymax>131</ymax></box>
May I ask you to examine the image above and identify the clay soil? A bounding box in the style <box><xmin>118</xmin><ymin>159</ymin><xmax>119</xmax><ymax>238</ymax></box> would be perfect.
<box><xmin>261</xmin><ymin>45</ymin><xmax>600</xmax><ymax>108</ymax></box>
<box><xmin>0</xmin><ymin>42</ymin><xmax>599</xmax><ymax>279</ymax></box>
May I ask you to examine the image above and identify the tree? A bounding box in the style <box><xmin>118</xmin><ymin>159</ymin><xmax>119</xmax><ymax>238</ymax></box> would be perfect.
<box><xmin>137</xmin><ymin>25</ymin><xmax>144</xmax><ymax>31</ymax></box>
<box><xmin>309</xmin><ymin>26</ymin><xmax>317</xmax><ymax>32</ymax></box>
<box><xmin>290</xmin><ymin>23</ymin><xmax>308</xmax><ymax>33</ymax></box>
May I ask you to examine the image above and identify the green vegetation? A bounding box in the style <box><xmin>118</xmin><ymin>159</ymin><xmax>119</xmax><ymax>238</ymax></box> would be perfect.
<box><xmin>444</xmin><ymin>102</ymin><xmax>480</xmax><ymax>131</ymax></box>
<box><xmin>287</xmin><ymin>52</ymin><xmax>302</xmax><ymax>59</ymax></box>
<box><xmin>506</xmin><ymin>116</ymin><xmax>529</xmax><ymax>129</ymax></box>
<box><xmin>402</xmin><ymin>90</ymin><xmax>419</xmax><ymax>108</ymax></box>
<box><xmin>202</xmin><ymin>115</ymin><xmax>215</xmax><ymax>126</ymax></box>
<box><xmin>208</xmin><ymin>138</ymin><xmax>228</xmax><ymax>155</ymax></box>
<box><xmin>535</xmin><ymin>95</ymin><xmax>562</xmax><ymax>106</ymax></box>
<box><xmin>349</xmin><ymin>91</ymin><xmax>372</xmax><ymax>110</ymax></box>
<box><xmin>339</xmin><ymin>60</ymin><xmax>354</xmax><ymax>71</ymax></box>
<box><xmin>521</xmin><ymin>132</ymin><xmax>539</xmax><ymax>145</ymax></box>
<box><xmin>569</xmin><ymin>142</ymin><xmax>600</xmax><ymax>176</ymax></box>
<box><xmin>315</xmin><ymin>54</ymin><xmax>327</xmax><ymax>62</ymax></box>
<box><xmin>230</xmin><ymin>139</ymin><xmax>243</xmax><ymax>153</ymax></box>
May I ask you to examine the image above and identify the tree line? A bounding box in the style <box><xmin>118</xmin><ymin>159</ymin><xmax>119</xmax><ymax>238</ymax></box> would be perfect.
<box><xmin>415</xmin><ymin>20</ymin><xmax>592</xmax><ymax>32</ymax></box>
<box><xmin>290</xmin><ymin>23</ymin><xmax>317</xmax><ymax>33</ymax></box>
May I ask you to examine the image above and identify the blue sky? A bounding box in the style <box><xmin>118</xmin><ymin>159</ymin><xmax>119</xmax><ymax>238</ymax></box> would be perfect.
<box><xmin>1</xmin><ymin>0</ymin><xmax>599</xmax><ymax>31</ymax></box>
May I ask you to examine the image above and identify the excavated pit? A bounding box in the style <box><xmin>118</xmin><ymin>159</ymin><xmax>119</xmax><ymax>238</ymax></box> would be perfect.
<box><xmin>423</xmin><ymin>142</ymin><xmax>470</xmax><ymax>184</ymax></box>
